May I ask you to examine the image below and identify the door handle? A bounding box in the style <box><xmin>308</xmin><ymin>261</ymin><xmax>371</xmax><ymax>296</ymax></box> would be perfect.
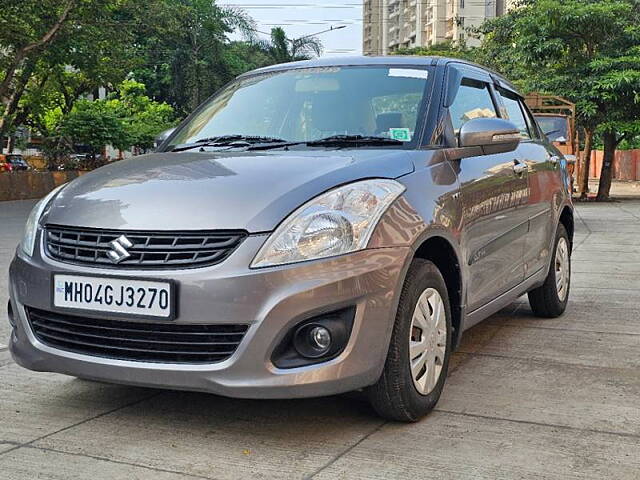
<box><xmin>513</xmin><ymin>161</ymin><xmax>528</xmax><ymax>175</ymax></box>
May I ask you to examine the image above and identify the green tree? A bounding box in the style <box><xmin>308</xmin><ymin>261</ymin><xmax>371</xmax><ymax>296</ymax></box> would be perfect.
<box><xmin>259</xmin><ymin>27</ymin><xmax>322</xmax><ymax>64</ymax></box>
<box><xmin>477</xmin><ymin>0</ymin><xmax>640</xmax><ymax>200</ymax></box>
<box><xmin>60</xmin><ymin>80</ymin><xmax>175</xmax><ymax>160</ymax></box>
<box><xmin>61</xmin><ymin>99</ymin><xmax>128</xmax><ymax>157</ymax></box>
<box><xmin>0</xmin><ymin>0</ymin><xmax>174</xmax><ymax>147</ymax></box>
<box><xmin>105</xmin><ymin>80</ymin><xmax>175</xmax><ymax>152</ymax></box>
<box><xmin>0</xmin><ymin>0</ymin><xmax>75</xmax><ymax>107</ymax></box>
<box><xmin>1</xmin><ymin>0</ymin><xmax>295</xmax><ymax>149</ymax></box>
<box><xmin>132</xmin><ymin>0</ymin><xmax>257</xmax><ymax>116</ymax></box>
<box><xmin>395</xmin><ymin>40</ymin><xmax>477</xmax><ymax>62</ymax></box>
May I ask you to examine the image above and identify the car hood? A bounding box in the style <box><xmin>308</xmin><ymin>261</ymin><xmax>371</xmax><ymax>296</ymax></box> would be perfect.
<box><xmin>46</xmin><ymin>150</ymin><xmax>414</xmax><ymax>232</ymax></box>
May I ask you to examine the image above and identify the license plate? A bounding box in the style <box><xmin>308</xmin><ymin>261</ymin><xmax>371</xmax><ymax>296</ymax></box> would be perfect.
<box><xmin>53</xmin><ymin>274</ymin><xmax>175</xmax><ymax>319</ymax></box>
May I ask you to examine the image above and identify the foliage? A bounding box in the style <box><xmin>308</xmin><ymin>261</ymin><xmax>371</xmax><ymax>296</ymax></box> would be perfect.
<box><xmin>476</xmin><ymin>0</ymin><xmax>640</xmax><ymax>200</ymax></box>
<box><xmin>395</xmin><ymin>1</ymin><xmax>640</xmax><ymax>199</ymax></box>
<box><xmin>1</xmin><ymin>0</ymin><xmax>323</xmax><ymax>155</ymax></box>
<box><xmin>257</xmin><ymin>27</ymin><xmax>323</xmax><ymax>64</ymax></box>
<box><xmin>60</xmin><ymin>80</ymin><xmax>174</xmax><ymax>156</ymax></box>
<box><xmin>395</xmin><ymin>41</ymin><xmax>477</xmax><ymax>62</ymax></box>
<box><xmin>104</xmin><ymin>80</ymin><xmax>175</xmax><ymax>151</ymax></box>
<box><xmin>0</xmin><ymin>0</ymin><xmax>176</xmax><ymax>147</ymax></box>
<box><xmin>130</xmin><ymin>0</ymin><xmax>259</xmax><ymax>116</ymax></box>
<box><xmin>478</xmin><ymin>0</ymin><xmax>640</xmax><ymax>126</ymax></box>
<box><xmin>136</xmin><ymin>20</ymin><xmax>322</xmax><ymax>117</ymax></box>
<box><xmin>61</xmin><ymin>99</ymin><xmax>127</xmax><ymax>157</ymax></box>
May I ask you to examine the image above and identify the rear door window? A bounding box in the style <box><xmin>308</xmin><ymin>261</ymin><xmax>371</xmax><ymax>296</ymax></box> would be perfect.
<box><xmin>497</xmin><ymin>87</ymin><xmax>530</xmax><ymax>139</ymax></box>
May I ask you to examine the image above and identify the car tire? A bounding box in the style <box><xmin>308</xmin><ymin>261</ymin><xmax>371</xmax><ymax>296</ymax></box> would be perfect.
<box><xmin>528</xmin><ymin>223</ymin><xmax>571</xmax><ymax>318</ymax></box>
<box><xmin>366</xmin><ymin>259</ymin><xmax>452</xmax><ymax>422</ymax></box>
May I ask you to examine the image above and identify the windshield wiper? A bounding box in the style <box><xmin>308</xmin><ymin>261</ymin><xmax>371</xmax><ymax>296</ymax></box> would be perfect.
<box><xmin>306</xmin><ymin>135</ymin><xmax>404</xmax><ymax>147</ymax></box>
<box><xmin>172</xmin><ymin>135</ymin><xmax>288</xmax><ymax>152</ymax></box>
<box><xmin>246</xmin><ymin>134</ymin><xmax>406</xmax><ymax>151</ymax></box>
<box><xmin>172</xmin><ymin>134</ymin><xmax>405</xmax><ymax>152</ymax></box>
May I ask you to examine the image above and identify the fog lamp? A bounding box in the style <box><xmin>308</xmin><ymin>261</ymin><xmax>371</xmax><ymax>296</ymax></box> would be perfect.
<box><xmin>310</xmin><ymin>326</ymin><xmax>331</xmax><ymax>350</ymax></box>
<box><xmin>272</xmin><ymin>306</ymin><xmax>356</xmax><ymax>368</ymax></box>
<box><xmin>294</xmin><ymin>323</ymin><xmax>333</xmax><ymax>358</ymax></box>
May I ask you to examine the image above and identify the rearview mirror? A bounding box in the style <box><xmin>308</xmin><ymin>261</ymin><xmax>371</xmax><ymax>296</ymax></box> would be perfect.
<box><xmin>459</xmin><ymin>117</ymin><xmax>521</xmax><ymax>155</ymax></box>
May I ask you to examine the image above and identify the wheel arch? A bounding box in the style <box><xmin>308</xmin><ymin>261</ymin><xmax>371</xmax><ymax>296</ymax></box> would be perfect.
<box><xmin>559</xmin><ymin>205</ymin><xmax>574</xmax><ymax>252</ymax></box>
<box><xmin>412</xmin><ymin>233</ymin><xmax>464</xmax><ymax>350</ymax></box>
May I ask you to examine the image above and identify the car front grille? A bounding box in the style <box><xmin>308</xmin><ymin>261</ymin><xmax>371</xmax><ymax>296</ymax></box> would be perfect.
<box><xmin>27</xmin><ymin>307</ymin><xmax>249</xmax><ymax>364</ymax></box>
<box><xmin>44</xmin><ymin>225</ymin><xmax>247</xmax><ymax>269</ymax></box>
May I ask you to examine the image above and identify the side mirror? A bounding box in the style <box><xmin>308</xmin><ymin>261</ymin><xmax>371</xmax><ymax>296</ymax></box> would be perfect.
<box><xmin>459</xmin><ymin>117</ymin><xmax>521</xmax><ymax>155</ymax></box>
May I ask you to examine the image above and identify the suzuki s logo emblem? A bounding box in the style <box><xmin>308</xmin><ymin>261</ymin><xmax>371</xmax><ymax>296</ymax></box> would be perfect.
<box><xmin>107</xmin><ymin>235</ymin><xmax>133</xmax><ymax>264</ymax></box>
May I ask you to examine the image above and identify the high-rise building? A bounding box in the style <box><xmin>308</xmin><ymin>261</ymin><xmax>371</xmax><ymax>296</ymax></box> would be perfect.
<box><xmin>363</xmin><ymin>0</ymin><xmax>512</xmax><ymax>56</ymax></box>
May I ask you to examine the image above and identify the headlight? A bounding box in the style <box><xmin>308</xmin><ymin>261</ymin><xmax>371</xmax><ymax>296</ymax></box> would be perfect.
<box><xmin>251</xmin><ymin>179</ymin><xmax>405</xmax><ymax>268</ymax></box>
<box><xmin>21</xmin><ymin>185</ymin><xmax>65</xmax><ymax>257</ymax></box>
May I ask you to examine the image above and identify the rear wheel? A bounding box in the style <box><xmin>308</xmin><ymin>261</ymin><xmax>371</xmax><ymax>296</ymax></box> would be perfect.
<box><xmin>528</xmin><ymin>224</ymin><xmax>571</xmax><ymax>318</ymax></box>
<box><xmin>367</xmin><ymin>259</ymin><xmax>452</xmax><ymax>422</ymax></box>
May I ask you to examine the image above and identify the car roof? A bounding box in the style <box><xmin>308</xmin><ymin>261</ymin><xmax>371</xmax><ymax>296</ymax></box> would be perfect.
<box><xmin>240</xmin><ymin>55</ymin><xmax>520</xmax><ymax>95</ymax></box>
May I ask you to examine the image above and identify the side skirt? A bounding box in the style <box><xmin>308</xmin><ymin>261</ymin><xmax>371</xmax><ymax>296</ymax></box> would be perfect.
<box><xmin>461</xmin><ymin>266</ymin><xmax>546</xmax><ymax>332</ymax></box>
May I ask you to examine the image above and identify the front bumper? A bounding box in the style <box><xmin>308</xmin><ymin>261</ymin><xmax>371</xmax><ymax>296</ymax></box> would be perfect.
<box><xmin>9</xmin><ymin>234</ymin><xmax>411</xmax><ymax>398</ymax></box>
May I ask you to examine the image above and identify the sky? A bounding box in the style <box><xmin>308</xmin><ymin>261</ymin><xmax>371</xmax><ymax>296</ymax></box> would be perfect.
<box><xmin>220</xmin><ymin>1</ymin><xmax>364</xmax><ymax>57</ymax></box>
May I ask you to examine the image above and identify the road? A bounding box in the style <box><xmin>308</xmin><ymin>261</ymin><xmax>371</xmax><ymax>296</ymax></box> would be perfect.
<box><xmin>0</xmin><ymin>200</ymin><xmax>37</xmax><ymax>349</ymax></box>
<box><xmin>1</xmin><ymin>199</ymin><xmax>639</xmax><ymax>479</ymax></box>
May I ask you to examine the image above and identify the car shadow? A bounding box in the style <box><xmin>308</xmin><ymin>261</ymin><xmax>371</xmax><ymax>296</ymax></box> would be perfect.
<box><xmin>65</xmin><ymin>300</ymin><xmax>535</xmax><ymax>427</ymax></box>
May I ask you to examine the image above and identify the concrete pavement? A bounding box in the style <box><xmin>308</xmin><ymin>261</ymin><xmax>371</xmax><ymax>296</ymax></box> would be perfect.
<box><xmin>1</xmin><ymin>199</ymin><xmax>639</xmax><ymax>479</ymax></box>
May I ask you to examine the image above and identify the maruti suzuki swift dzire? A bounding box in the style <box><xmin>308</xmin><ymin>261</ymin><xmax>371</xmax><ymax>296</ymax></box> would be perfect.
<box><xmin>8</xmin><ymin>57</ymin><xmax>573</xmax><ymax>421</ymax></box>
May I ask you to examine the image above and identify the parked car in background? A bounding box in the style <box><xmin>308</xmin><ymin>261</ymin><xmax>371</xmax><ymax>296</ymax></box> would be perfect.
<box><xmin>0</xmin><ymin>156</ymin><xmax>13</xmax><ymax>172</ymax></box>
<box><xmin>525</xmin><ymin>94</ymin><xmax>579</xmax><ymax>191</ymax></box>
<box><xmin>8</xmin><ymin>57</ymin><xmax>574</xmax><ymax>422</ymax></box>
<box><xmin>3</xmin><ymin>153</ymin><xmax>30</xmax><ymax>171</ymax></box>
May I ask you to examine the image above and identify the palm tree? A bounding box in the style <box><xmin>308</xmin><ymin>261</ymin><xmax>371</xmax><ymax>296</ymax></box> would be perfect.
<box><xmin>261</xmin><ymin>27</ymin><xmax>322</xmax><ymax>63</ymax></box>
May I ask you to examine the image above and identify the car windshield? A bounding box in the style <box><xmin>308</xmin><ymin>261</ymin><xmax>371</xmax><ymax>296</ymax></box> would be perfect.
<box><xmin>169</xmin><ymin>66</ymin><xmax>431</xmax><ymax>147</ymax></box>
<box><xmin>535</xmin><ymin>116</ymin><xmax>568</xmax><ymax>142</ymax></box>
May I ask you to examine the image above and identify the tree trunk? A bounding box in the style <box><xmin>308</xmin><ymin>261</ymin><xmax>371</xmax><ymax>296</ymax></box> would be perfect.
<box><xmin>579</xmin><ymin>128</ymin><xmax>593</xmax><ymax>199</ymax></box>
<box><xmin>596</xmin><ymin>130</ymin><xmax>616</xmax><ymax>201</ymax></box>
<box><xmin>0</xmin><ymin>52</ymin><xmax>26</xmax><ymax>107</ymax></box>
<box><xmin>0</xmin><ymin>0</ymin><xmax>75</xmax><ymax>103</ymax></box>
<box><xmin>0</xmin><ymin>60</ymin><xmax>36</xmax><ymax>143</ymax></box>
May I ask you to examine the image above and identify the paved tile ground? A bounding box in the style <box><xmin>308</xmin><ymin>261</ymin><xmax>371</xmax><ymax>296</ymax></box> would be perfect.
<box><xmin>1</xmin><ymin>199</ymin><xmax>639</xmax><ymax>479</ymax></box>
<box><xmin>586</xmin><ymin>179</ymin><xmax>640</xmax><ymax>198</ymax></box>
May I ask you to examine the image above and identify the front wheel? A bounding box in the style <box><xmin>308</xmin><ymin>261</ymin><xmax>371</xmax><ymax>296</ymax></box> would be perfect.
<box><xmin>528</xmin><ymin>223</ymin><xmax>571</xmax><ymax>318</ymax></box>
<box><xmin>366</xmin><ymin>259</ymin><xmax>452</xmax><ymax>422</ymax></box>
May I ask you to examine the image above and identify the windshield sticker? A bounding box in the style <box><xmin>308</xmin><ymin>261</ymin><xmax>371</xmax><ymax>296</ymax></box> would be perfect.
<box><xmin>388</xmin><ymin>68</ymin><xmax>429</xmax><ymax>80</ymax></box>
<box><xmin>389</xmin><ymin>128</ymin><xmax>412</xmax><ymax>141</ymax></box>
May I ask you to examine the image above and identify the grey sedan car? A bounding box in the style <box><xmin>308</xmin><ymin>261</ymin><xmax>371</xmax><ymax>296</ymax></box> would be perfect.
<box><xmin>8</xmin><ymin>57</ymin><xmax>573</xmax><ymax>421</ymax></box>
